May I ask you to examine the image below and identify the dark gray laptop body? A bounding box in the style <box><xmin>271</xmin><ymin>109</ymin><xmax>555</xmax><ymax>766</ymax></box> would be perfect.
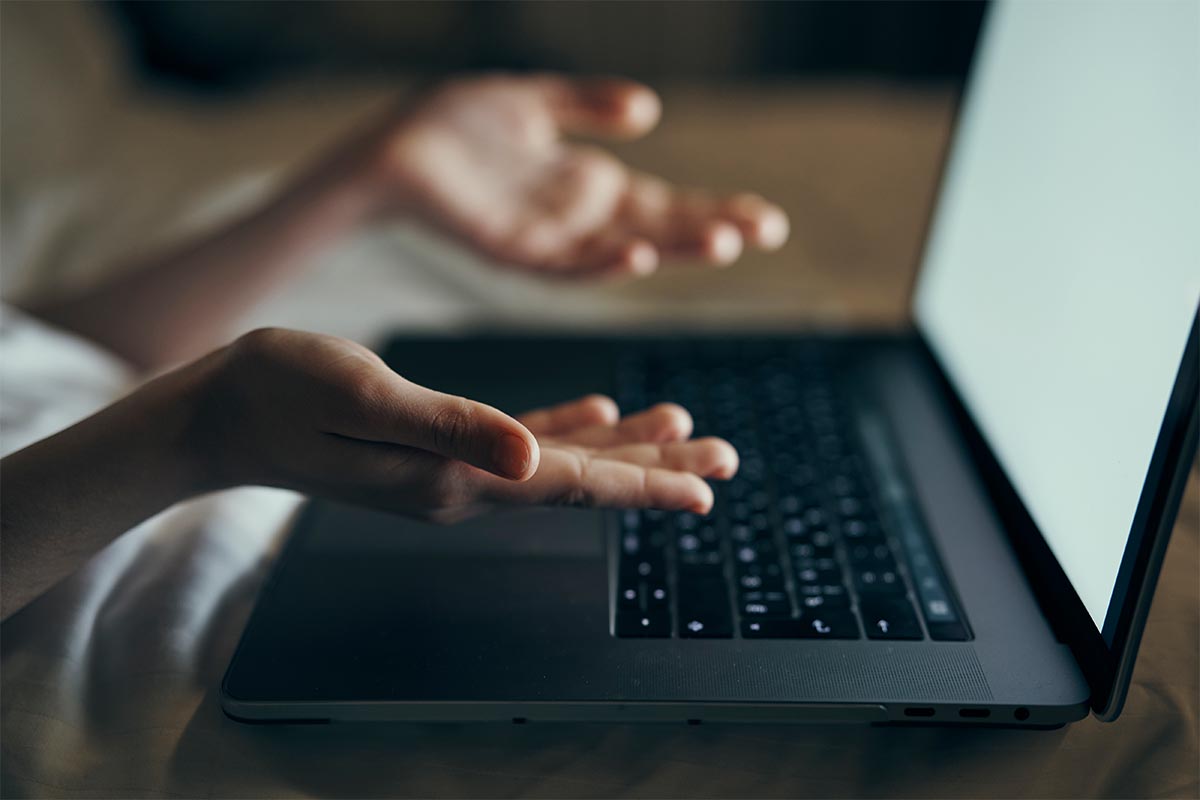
<box><xmin>221</xmin><ymin>1</ymin><xmax>1199</xmax><ymax>726</ymax></box>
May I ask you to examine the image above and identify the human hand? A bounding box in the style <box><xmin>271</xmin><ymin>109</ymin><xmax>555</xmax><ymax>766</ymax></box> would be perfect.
<box><xmin>186</xmin><ymin>328</ymin><xmax>737</xmax><ymax>521</ymax></box>
<box><xmin>349</xmin><ymin>74</ymin><xmax>789</xmax><ymax>278</ymax></box>
<box><xmin>0</xmin><ymin>327</ymin><xmax>736</xmax><ymax>618</ymax></box>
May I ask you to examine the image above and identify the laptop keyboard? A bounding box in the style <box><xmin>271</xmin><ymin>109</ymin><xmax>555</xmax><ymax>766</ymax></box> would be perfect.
<box><xmin>612</xmin><ymin>342</ymin><xmax>970</xmax><ymax>642</ymax></box>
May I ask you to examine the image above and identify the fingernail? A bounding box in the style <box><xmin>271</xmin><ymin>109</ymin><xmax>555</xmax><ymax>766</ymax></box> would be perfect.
<box><xmin>759</xmin><ymin>210</ymin><xmax>790</xmax><ymax>250</ymax></box>
<box><xmin>624</xmin><ymin>90</ymin><xmax>662</xmax><ymax>131</ymax></box>
<box><xmin>628</xmin><ymin>243</ymin><xmax>658</xmax><ymax>275</ymax></box>
<box><xmin>709</xmin><ymin>225</ymin><xmax>743</xmax><ymax>266</ymax></box>
<box><xmin>494</xmin><ymin>434</ymin><xmax>533</xmax><ymax>480</ymax></box>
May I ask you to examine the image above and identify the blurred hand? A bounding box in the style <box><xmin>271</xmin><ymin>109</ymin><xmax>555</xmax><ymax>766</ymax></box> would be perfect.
<box><xmin>25</xmin><ymin>74</ymin><xmax>791</xmax><ymax>373</ymax></box>
<box><xmin>189</xmin><ymin>328</ymin><xmax>737</xmax><ymax>521</ymax></box>
<box><xmin>359</xmin><ymin>74</ymin><xmax>789</xmax><ymax>278</ymax></box>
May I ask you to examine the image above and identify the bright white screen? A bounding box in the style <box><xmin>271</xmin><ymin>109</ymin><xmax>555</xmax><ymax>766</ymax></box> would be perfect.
<box><xmin>915</xmin><ymin>0</ymin><xmax>1199</xmax><ymax>629</ymax></box>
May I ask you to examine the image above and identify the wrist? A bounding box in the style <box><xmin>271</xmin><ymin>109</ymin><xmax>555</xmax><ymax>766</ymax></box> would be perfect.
<box><xmin>280</xmin><ymin>108</ymin><xmax>421</xmax><ymax>232</ymax></box>
<box><xmin>0</xmin><ymin>355</ymin><xmax>223</xmax><ymax>619</ymax></box>
<box><xmin>168</xmin><ymin>346</ymin><xmax>245</xmax><ymax>495</ymax></box>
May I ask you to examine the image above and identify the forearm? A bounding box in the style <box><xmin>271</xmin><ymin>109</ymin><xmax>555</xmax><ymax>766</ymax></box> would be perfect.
<box><xmin>0</xmin><ymin>359</ymin><xmax>212</xmax><ymax>620</ymax></box>
<box><xmin>20</xmin><ymin>126</ymin><xmax>394</xmax><ymax>372</ymax></box>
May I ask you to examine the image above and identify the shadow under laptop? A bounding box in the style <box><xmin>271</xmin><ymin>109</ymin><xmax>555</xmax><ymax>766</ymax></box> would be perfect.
<box><xmin>166</xmin><ymin>689</ymin><xmax>1071</xmax><ymax>799</ymax></box>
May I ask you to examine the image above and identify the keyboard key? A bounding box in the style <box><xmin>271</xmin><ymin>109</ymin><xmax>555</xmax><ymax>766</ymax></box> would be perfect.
<box><xmin>794</xmin><ymin>566</ymin><xmax>841</xmax><ymax>585</ymax></box>
<box><xmin>841</xmin><ymin>519</ymin><xmax>875</xmax><ymax>539</ymax></box>
<box><xmin>679</xmin><ymin>609</ymin><xmax>733</xmax><ymax>638</ymax></box>
<box><xmin>740</xmin><ymin>590</ymin><xmax>788</xmax><ymax>604</ymax></box>
<box><xmin>677</xmin><ymin>580</ymin><xmax>730</xmax><ymax>609</ymax></box>
<box><xmin>859</xmin><ymin>596</ymin><xmax>923</xmax><ymax>640</ymax></box>
<box><xmin>779</xmin><ymin>494</ymin><xmax>803</xmax><ymax>515</ymax></box>
<box><xmin>696</xmin><ymin>522</ymin><xmax>721</xmax><ymax>545</ymax></box>
<box><xmin>810</xmin><ymin>530</ymin><xmax>835</xmax><ymax>548</ymax></box>
<box><xmin>617</xmin><ymin>583</ymin><xmax>641</xmax><ymax>613</ymax></box>
<box><xmin>854</xmin><ymin>569</ymin><xmax>903</xmax><ymax>593</ymax></box>
<box><xmin>679</xmin><ymin>567</ymin><xmax>727</xmax><ymax>585</ymax></box>
<box><xmin>848</xmin><ymin>542</ymin><xmax>894</xmax><ymax>564</ymax></box>
<box><xmin>795</xmin><ymin>611</ymin><xmax>860</xmax><ymax>639</ymax></box>
<box><xmin>798</xmin><ymin>593</ymin><xmax>850</xmax><ymax>611</ymax></box>
<box><xmin>737</xmin><ymin>573</ymin><xmax>785</xmax><ymax>592</ymax></box>
<box><xmin>730</xmin><ymin>524</ymin><xmax>769</xmax><ymax>544</ymax></box>
<box><xmin>790</xmin><ymin>543</ymin><xmax>837</xmax><ymax>562</ymax></box>
<box><xmin>630</xmin><ymin>559</ymin><xmax>665</xmax><ymax>582</ymax></box>
<box><xmin>782</xmin><ymin>517</ymin><xmax>808</xmax><ymax>537</ymax></box>
<box><xmin>735</xmin><ymin>546</ymin><xmax>762</xmax><ymax>564</ymax></box>
<box><xmin>742</xmin><ymin>619</ymin><xmax>809</xmax><ymax>638</ymax></box>
<box><xmin>922</xmin><ymin>596</ymin><xmax>955</xmax><ymax>621</ymax></box>
<box><xmin>737</xmin><ymin>562</ymin><xmax>783</xmax><ymax>580</ymax></box>
<box><xmin>645</xmin><ymin>582</ymin><xmax>670</xmax><ymax>614</ymax></box>
<box><xmin>617</xmin><ymin>611</ymin><xmax>670</xmax><ymax>637</ymax></box>
<box><xmin>836</xmin><ymin>497</ymin><xmax>866</xmax><ymax>517</ymax></box>
<box><xmin>741</xmin><ymin>599</ymin><xmax>793</xmax><ymax>617</ymax></box>
<box><xmin>927</xmin><ymin>621</ymin><xmax>970</xmax><ymax>641</ymax></box>
<box><xmin>679</xmin><ymin>550</ymin><xmax>724</xmax><ymax>569</ymax></box>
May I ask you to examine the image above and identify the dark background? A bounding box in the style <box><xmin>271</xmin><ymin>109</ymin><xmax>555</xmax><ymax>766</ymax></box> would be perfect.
<box><xmin>111</xmin><ymin>0</ymin><xmax>987</xmax><ymax>92</ymax></box>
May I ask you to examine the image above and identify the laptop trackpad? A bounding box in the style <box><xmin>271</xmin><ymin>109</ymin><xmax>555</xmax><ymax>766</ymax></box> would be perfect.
<box><xmin>225</xmin><ymin>504</ymin><xmax>610</xmax><ymax>703</ymax></box>
<box><xmin>300</xmin><ymin>503</ymin><xmax>605</xmax><ymax>558</ymax></box>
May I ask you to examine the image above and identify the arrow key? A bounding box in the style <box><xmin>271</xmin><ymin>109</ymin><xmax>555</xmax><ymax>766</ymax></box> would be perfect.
<box><xmin>859</xmin><ymin>597</ymin><xmax>923</xmax><ymax>640</ymax></box>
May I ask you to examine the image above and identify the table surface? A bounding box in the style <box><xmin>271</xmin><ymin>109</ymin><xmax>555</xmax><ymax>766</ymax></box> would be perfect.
<box><xmin>2</xmin><ymin>75</ymin><xmax>1197</xmax><ymax>798</ymax></box>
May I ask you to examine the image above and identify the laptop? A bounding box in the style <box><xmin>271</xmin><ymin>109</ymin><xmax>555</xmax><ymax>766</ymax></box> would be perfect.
<box><xmin>222</xmin><ymin>0</ymin><xmax>1199</xmax><ymax>726</ymax></box>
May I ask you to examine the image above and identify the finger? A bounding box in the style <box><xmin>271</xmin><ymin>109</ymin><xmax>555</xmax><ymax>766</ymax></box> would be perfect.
<box><xmin>619</xmin><ymin>176</ymin><xmax>745</xmax><ymax>266</ymax></box>
<box><xmin>517</xmin><ymin>394</ymin><xmax>620</xmax><ymax>435</ymax></box>
<box><xmin>551</xmin><ymin>402</ymin><xmax>694</xmax><ymax>447</ymax></box>
<box><xmin>687</xmin><ymin>222</ymin><xmax>744</xmax><ymax>265</ymax></box>
<box><xmin>594</xmin><ymin>237</ymin><xmax>660</xmax><ymax>278</ymax></box>
<box><xmin>593</xmin><ymin>437</ymin><xmax>739</xmax><ymax>479</ymax></box>
<box><xmin>537</xmin><ymin>75</ymin><xmax>662</xmax><ymax>140</ymax></box>
<box><xmin>572</xmin><ymin>227</ymin><xmax>732</xmax><ymax>272</ymax></box>
<box><xmin>721</xmin><ymin>193</ymin><xmax>790</xmax><ymax>251</ymax></box>
<box><xmin>335</xmin><ymin>374</ymin><xmax>540</xmax><ymax>481</ymax></box>
<box><xmin>550</xmin><ymin>235</ymin><xmax>660</xmax><ymax>280</ymax></box>
<box><xmin>485</xmin><ymin>448</ymin><xmax>715</xmax><ymax>513</ymax></box>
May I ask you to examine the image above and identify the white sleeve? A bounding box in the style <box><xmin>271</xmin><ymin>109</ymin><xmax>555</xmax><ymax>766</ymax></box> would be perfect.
<box><xmin>0</xmin><ymin>302</ymin><xmax>134</xmax><ymax>456</ymax></box>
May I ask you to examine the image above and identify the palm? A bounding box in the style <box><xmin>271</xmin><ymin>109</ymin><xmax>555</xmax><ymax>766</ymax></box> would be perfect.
<box><xmin>384</xmin><ymin>76</ymin><xmax>789</xmax><ymax>277</ymax></box>
<box><xmin>426</xmin><ymin>395</ymin><xmax>737</xmax><ymax>524</ymax></box>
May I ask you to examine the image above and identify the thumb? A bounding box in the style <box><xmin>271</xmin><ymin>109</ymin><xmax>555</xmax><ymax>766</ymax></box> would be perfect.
<box><xmin>536</xmin><ymin>75</ymin><xmax>662</xmax><ymax>140</ymax></box>
<box><xmin>341</xmin><ymin>373</ymin><xmax>540</xmax><ymax>481</ymax></box>
<box><xmin>400</xmin><ymin>383</ymin><xmax>540</xmax><ymax>480</ymax></box>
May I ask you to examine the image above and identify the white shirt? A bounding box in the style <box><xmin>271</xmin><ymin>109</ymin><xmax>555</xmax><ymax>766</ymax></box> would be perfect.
<box><xmin>0</xmin><ymin>304</ymin><xmax>301</xmax><ymax>796</ymax></box>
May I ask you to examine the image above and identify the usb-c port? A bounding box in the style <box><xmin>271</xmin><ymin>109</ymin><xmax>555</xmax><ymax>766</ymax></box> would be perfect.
<box><xmin>958</xmin><ymin>708</ymin><xmax>991</xmax><ymax>718</ymax></box>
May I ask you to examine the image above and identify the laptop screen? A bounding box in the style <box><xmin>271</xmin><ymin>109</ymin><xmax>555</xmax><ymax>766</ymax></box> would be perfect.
<box><xmin>913</xmin><ymin>0</ymin><xmax>1199</xmax><ymax>634</ymax></box>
